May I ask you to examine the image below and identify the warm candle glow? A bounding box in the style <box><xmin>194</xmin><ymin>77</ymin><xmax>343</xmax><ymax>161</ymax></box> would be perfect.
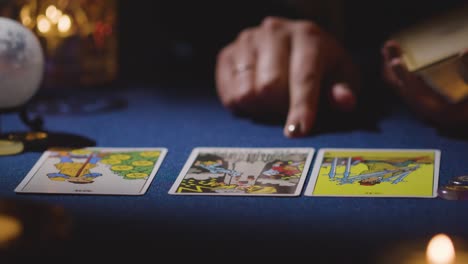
<box><xmin>19</xmin><ymin>5</ymin><xmax>30</xmax><ymax>21</ymax></box>
<box><xmin>11</xmin><ymin>0</ymin><xmax>118</xmax><ymax>88</ymax></box>
<box><xmin>0</xmin><ymin>214</ymin><xmax>22</xmax><ymax>246</ymax></box>
<box><xmin>37</xmin><ymin>15</ymin><xmax>51</xmax><ymax>33</ymax></box>
<box><xmin>19</xmin><ymin>5</ymin><xmax>33</xmax><ymax>27</ymax></box>
<box><xmin>45</xmin><ymin>5</ymin><xmax>62</xmax><ymax>24</ymax></box>
<box><xmin>426</xmin><ymin>234</ymin><xmax>456</xmax><ymax>264</ymax></box>
<box><xmin>57</xmin><ymin>14</ymin><xmax>71</xmax><ymax>33</ymax></box>
<box><xmin>21</xmin><ymin>16</ymin><xmax>32</xmax><ymax>27</ymax></box>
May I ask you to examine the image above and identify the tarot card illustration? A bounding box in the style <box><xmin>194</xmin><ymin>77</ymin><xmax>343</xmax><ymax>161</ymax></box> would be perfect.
<box><xmin>304</xmin><ymin>148</ymin><xmax>440</xmax><ymax>198</ymax></box>
<box><xmin>169</xmin><ymin>147</ymin><xmax>314</xmax><ymax>196</ymax></box>
<box><xmin>15</xmin><ymin>147</ymin><xmax>168</xmax><ymax>195</ymax></box>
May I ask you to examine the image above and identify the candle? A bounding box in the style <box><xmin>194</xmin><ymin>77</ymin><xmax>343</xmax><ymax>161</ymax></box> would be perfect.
<box><xmin>426</xmin><ymin>234</ymin><xmax>455</xmax><ymax>264</ymax></box>
<box><xmin>378</xmin><ymin>234</ymin><xmax>468</xmax><ymax>264</ymax></box>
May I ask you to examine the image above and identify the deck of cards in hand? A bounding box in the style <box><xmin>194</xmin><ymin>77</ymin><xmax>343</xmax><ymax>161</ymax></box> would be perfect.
<box><xmin>393</xmin><ymin>5</ymin><xmax>468</xmax><ymax>104</ymax></box>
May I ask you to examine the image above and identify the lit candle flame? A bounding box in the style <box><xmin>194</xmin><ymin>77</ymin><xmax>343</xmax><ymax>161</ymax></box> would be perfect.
<box><xmin>426</xmin><ymin>234</ymin><xmax>456</xmax><ymax>264</ymax></box>
<box><xmin>45</xmin><ymin>5</ymin><xmax>62</xmax><ymax>24</ymax></box>
<box><xmin>37</xmin><ymin>15</ymin><xmax>51</xmax><ymax>33</ymax></box>
<box><xmin>21</xmin><ymin>16</ymin><xmax>32</xmax><ymax>27</ymax></box>
<box><xmin>58</xmin><ymin>15</ymin><xmax>72</xmax><ymax>33</ymax></box>
<box><xmin>20</xmin><ymin>5</ymin><xmax>32</xmax><ymax>27</ymax></box>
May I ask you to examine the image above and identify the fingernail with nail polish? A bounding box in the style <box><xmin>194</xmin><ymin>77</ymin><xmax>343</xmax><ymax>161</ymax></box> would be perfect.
<box><xmin>287</xmin><ymin>123</ymin><xmax>301</xmax><ymax>137</ymax></box>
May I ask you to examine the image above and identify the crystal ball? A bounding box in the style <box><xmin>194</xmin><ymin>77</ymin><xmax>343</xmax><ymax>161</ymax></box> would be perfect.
<box><xmin>0</xmin><ymin>17</ymin><xmax>44</xmax><ymax>110</ymax></box>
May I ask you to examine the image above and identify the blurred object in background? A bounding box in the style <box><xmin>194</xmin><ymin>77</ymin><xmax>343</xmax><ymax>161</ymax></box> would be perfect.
<box><xmin>0</xmin><ymin>0</ymin><xmax>118</xmax><ymax>89</ymax></box>
<box><xmin>0</xmin><ymin>16</ymin><xmax>44</xmax><ymax>111</ymax></box>
<box><xmin>0</xmin><ymin>198</ymin><xmax>72</xmax><ymax>260</ymax></box>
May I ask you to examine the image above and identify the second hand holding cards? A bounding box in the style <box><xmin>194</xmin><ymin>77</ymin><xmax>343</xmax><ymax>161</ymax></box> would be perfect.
<box><xmin>15</xmin><ymin>147</ymin><xmax>168</xmax><ymax>195</ymax></box>
<box><xmin>169</xmin><ymin>147</ymin><xmax>314</xmax><ymax>196</ymax></box>
<box><xmin>393</xmin><ymin>5</ymin><xmax>468</xmax><ymax>103</ymax></box>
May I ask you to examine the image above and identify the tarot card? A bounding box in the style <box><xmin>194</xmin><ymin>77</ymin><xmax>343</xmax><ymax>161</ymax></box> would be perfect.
<box><xmin>15</xmin><ymin>147</ymin><xmax>168</xmax><ymax>195</ymax></box>
<box><xmin>304</xmin><ymin>148</ymin><xmax>440</xmax><ymax>198</ymax></box>
<box><xmin>169</xmin><ymin>147</ymin><xmax>314</xmax><ymax>196</ymax></box>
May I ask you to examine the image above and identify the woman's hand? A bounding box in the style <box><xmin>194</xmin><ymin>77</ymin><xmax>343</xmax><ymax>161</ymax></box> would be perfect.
<box><xmin>215</xmin><ymin>16</ymin><xmax>360</xmax><ymax>138</ymax></box>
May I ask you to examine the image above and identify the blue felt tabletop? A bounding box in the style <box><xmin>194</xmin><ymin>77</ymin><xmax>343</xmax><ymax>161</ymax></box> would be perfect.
<box><xmin>1</xmin><ymin>85</ymin><xmax>467</xmax><ymax>262</ymax></box>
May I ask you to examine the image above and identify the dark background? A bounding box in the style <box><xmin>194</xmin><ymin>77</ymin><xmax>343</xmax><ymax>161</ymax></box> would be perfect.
<box><xmin>116</xmin><ymin>0</ymin><xmax>466</xmax><ymax>87</ymax></box>
<box><xmin>117</xmin><ymin>0</ymin><xmax>293</xmax><ymax>86</ymax></box>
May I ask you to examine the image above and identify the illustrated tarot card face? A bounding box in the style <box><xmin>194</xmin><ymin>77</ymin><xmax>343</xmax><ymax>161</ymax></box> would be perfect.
<box><xmin>169</xmin><ymin>147</ymin><xmax>314</xmax><ymax>196</ymax></box>
<box><xmin>15</xmin><ymin>147</ymin><xmax>168</xmax><ymax>195</ymax></box>
<box><xmin>304</xmin><ymin>148</ymin><xmax>440</xmax><ymax>198</ymax></box>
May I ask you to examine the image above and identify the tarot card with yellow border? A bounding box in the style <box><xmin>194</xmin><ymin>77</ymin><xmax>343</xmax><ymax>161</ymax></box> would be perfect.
<box><xmin>304</xmin><ymin>148</ymin><xmax>440</xmax><ymax>198</ymax></box>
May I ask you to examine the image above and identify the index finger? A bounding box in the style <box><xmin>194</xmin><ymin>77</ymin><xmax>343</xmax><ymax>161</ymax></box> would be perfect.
<box><xmin>284</xmin><ymin>22</ymin><xmax>323</xmax><ymax>138</ymax></box>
